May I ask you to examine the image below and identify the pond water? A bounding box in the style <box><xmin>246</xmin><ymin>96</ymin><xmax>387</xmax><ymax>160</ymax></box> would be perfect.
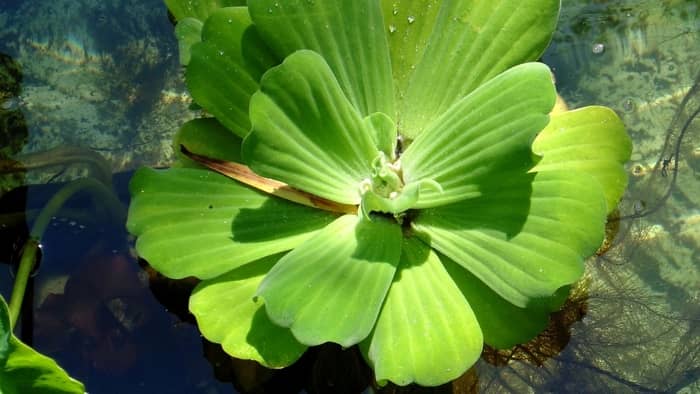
<box><xmin>0</xmin><ymin>0</ymin><xmax>698</xmax><ymax>393</ymax></box>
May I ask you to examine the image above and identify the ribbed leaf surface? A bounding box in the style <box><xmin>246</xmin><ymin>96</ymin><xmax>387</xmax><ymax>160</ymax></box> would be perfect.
<box><xmin>243</xmin><ymin>50</ymin><xmax>379</xmax><ymax>204</ymax></box>
<box><xmin>532</xmin><ymin>106</ymin><xmax>632</xmax><ymax>213</ymax></box>
<box><xmin>442</xmin><ymin>255</ymin><xmax>554</xmax><ymax>349</ymax></box>
<box><xmin>413</xmin><ymin>171</ymin><xmax>607</xmax><ymax>308</ymax></box>
<box><xmin>401</xmin><ymin>62</ymin><xmax>556</xmax><ymax>208</ymax></box>
<box><xmin>127</xmin><ymin>167</ymin><xmax>334</xmax><ymax>279</ymax></box>
<box><xmin>248</xmin><ymin>0</ymin><xmax>394</xmax><ymax>117</ymax></box>
<box><xmin>362</xmin><ymin>238</ymin><xmax>482</xmax><ymax>386</ymax></box>
<box><xmin>257</xmin><ymin>215</ymin><xmax>402</xmax><ymax>347</ymax></box>
<box><xmin>384</xmin><ymin>0</ymin><xmax>559</xmax><ymax>138</ymax></box>
<box><xmin>187</xmin><ymin>7</ymin><xmax>278</xmax><ymax>137</ymax></box>
<box><xmin>190</xmin><ymin>255</ymin><xmax>307</xmax><ymax>368</ymax></box>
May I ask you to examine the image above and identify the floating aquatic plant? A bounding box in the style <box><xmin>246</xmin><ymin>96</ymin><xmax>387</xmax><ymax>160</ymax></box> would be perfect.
<box><xmin>128</xmin><ymin>0</ymin><xmax>631</xmax><ymax>386</ymax></box>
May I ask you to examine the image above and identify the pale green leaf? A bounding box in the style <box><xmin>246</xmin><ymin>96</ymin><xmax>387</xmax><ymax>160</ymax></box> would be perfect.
<box><xmin>174</xmin><ymin>18</ymin><xmax>203</xmax><ymax>65</ymax></box>
<box><xmin>165</xmin><ymin>0</ymin><xmax>245</xmax><ymax>22</ymax></box>
<box><xmin>257</xmin><ymin>215</ymin><xmax>402</xmax><ymax>347</ymax></box>
<box><xmin>127</xmin><ymin>167</ymin><xmax>335</xmax><ymax>279</ymax></box>
<box><xmin>248</xmin><ymin>0</ymin><xmax>394</xmax><ymax>117</ymax></box>
<box><xmin>385</xmin><ymin>0</ymin><xmax>560</xmax><ymax>138</ymax></box>
<box><xmin>442</xmin><ymin>254</ymin><xmax>552</xmax><ymax>349</ymax></box>
<box><xmin>413</xmin><ymin>170</ymin><xmax>607</xmax><ymax>308</ymax></box>
<box><xmin>361</xmin><ymin>237</ymin><xmax>482</xmax><ymax>386</ymax></box>
<box><xmin>1</xmin><ymin>297</ymin><xmax>84</xmax><ymax>394</ymax></box>
<box><xmin>401</xmin><ymin>62</ymin><xmax>556</xmax><ymax>208</ymax></box>
<box><xmin>364</xmin><ymin>112</ymin><xmax>397</xmax><ymax>160</ymax></box>
<box><xmin>187</xmin><ymin>7</ymin><xmax>278</xmax><ymax>138</ymax></box>
<box><xmin>532</xmin><ymin>106</ymin><xmax>632</xmax><ymax>213</ymax></box>
<box><xmin>243</xmin><ymin>50</ymin><xmax>379</xmax><ymax>205</ymax></box>
<box><xmin>173</xmin><ymin>118</ymin><xmax>243</xmax><ymax>168</ymax></box>
<box><xmin>190</xmin><ymin>254</ymin><xmax>307</xmax><ymax>368</ymax></box>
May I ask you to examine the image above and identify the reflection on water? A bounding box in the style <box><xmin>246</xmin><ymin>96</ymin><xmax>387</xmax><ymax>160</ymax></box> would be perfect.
<box><xmin>0</xmin><ymin>0</ymin><xmax>698</xmax><ymax>393</ymax></box>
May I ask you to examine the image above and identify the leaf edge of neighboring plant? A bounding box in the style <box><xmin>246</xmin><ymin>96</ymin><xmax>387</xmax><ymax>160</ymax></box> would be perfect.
<box><xmin>0</xmin><ymin>296</ymin><xmax>85</xmax><ymax>394</ymax></box>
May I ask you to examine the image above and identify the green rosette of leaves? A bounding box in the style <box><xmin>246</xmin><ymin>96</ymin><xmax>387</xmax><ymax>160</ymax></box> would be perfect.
<box><xmin>128</xmin><ymin>0</ymin><xmax>632</xmax><ymax>386</ymax></box>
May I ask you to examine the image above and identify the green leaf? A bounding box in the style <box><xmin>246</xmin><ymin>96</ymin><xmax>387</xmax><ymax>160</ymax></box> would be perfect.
<box><xmin>165</xmin><ymin>0</ymin><xmax>246</xmax><ymax>22</ymax></box>
<box><xmin>190</xmin><ymin>254</ymin><xmax>307</xmax><ymax>368</ymax></box>
<box><xmin>413</xmin><ymin>170</ymin><xmax>607</xmax><ymax>308</ymax></box>
<box><xmin>364</xmin><ymin>112</ymin><xmax>397</xmax><ymax>160</ymax></box>
<box><xmin>361</xmin><ymin>237</ymin><xmax>482</xmax><ymax>387</ymax></box>
<box><xmin>127</xmin><ymin>167</ymin><xmax>335</xmax><ymax>279</ymax></box>
<box><xmin>385</xmin><ymin>0</ymin><xmax>560</xmax><ymax>138</ymax></box>
<box><xmin>1</xmin><ymin>297</ymin><xmax>84</xmax><ymax>394</ymax></box>
<box><xmin>401</xmin><ymin>62</ymin><xmax>556</xmax><ymax>208</ymax></box>
<box><xmin>174</xmin><ymin>18</ymin><xmax>203</xmax><ymax>65</ymax></box>
<box><xmin>187</xmin><ymin>7</ymin><xmax>278</xmax><ymax>138</ymax></box>
<box><xmin>532</xmin><ymin>106</ymin><xmax>632</xmax><ymax>213</ymax></box>
<box><xmin>248</xmin><ymin>0</ymin><xmax>394</xmax><ymax>117</ymax></box>
<box><xmin>442</xmin><ymin>254</ymin><xmax>552</xmax><ymax>349</ymax></box>
<box><xmin>173</xmin><ymin>118</ymin><xmax>243</xmax><ymax>168</ymax></box>
<box><xmin>243</xmin><ymin>50</ymin><xmax>379</xmax><ymax>205</ymax></box>
<box><xmin>257</xmin><ymin>215</ymin><xmax>402</xmax><ymax>347</ymax></box>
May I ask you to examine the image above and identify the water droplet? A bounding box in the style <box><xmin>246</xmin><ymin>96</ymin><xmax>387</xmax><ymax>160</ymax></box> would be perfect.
<box><xmin>218</xmin><ymin>50</ymin><xmax>224</xmax><ymax>55</ymax></box>
<box><xmin>407</xmin><ymin>15</ymin><xmax>415</xmax><ymax>24</ymax></box>
<box><xmin>227</xmin><ymin>18</ymin><xmax>232</xmax><ymax>23</ymax></box>
<box><xmin>388</xmin><ymin>24</ymin><xmax>397</xmax><ymax>33</ymax></box>
<box><xmin>592</xmin><ymin>42</ymin><xmax>605</xmax><ymax>54</ymax></box>
<box><xmin>392</xmin><ymin>7</ymin><xmax>398</xmax><ymax>15</ymax></box>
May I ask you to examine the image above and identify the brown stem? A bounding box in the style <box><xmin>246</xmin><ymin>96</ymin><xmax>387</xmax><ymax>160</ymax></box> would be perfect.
<box><xmin>181</xmin><ymin>145</ymin><xmax>357</xmax><ymax>215</ymax></box>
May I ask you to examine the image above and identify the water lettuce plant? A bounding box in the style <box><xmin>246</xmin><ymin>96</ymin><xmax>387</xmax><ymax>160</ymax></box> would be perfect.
<box><xmin>127</xmin><ymin>0</ymin><xmax>631</xmax><ymax>386</ymax></box>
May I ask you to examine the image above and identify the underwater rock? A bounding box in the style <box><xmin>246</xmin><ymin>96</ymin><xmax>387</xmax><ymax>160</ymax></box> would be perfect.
<box><xmin>0</xmin><ymin>0</ymin><xmax>194</xmax><ymax>186</ymax></box>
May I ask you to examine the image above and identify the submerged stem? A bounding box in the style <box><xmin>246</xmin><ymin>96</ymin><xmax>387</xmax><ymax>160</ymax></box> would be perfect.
<box><xmin>8</xmin><ymin>239</ymin><xmax>37</xmax><ymax>329</ymax></box>
<box><xmin>7</xmin><ymin>178</ymin><xmax>124</xmax><ymax>330</ymax></box>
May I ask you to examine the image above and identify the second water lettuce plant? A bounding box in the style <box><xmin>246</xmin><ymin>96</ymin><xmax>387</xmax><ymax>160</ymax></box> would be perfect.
<box><xmin>127</xmin><ymin>0</ymin><xmax>631</xmax><ymax>386</ymax></box>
